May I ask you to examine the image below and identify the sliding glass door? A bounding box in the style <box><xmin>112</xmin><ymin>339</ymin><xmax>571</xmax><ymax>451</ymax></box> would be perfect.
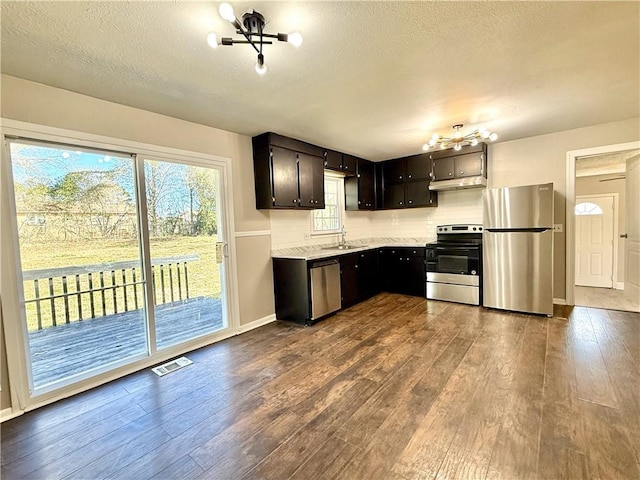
<box><xmin>6</xmin><ymin>138</ymin><xmax>232</xmax><ymax>394</ymax></box>
<box><xmin>8</xmin><ymin>141</ymin><xmax>149</xmax><ymax>390</ymax></box>
<box><xmin>143</xmin><ymin>159</ymin><xmax>228</xmax><ymax>349</ymax></box>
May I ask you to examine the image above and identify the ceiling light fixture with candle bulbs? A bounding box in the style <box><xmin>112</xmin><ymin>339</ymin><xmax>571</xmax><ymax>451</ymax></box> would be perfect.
<box><xmin>423</xmin><ymin>124</ymin><xmax>498</xmax><ymax>152</ymax></box>
<box><xmin>207</xmin><ymin>2</ymin><xmax>303</xmax><ymax>74</ymax></box>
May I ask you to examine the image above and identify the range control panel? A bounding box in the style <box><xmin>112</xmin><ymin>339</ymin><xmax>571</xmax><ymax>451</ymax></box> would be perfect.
<box><xmin>437</xmin><ymin>224</ymin><xmax>483</xmax><ymax>234</ymax></box>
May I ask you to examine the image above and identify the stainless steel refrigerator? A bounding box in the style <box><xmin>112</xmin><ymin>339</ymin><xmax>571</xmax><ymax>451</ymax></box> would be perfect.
<box><xmin>483</xmin><ymin>183</ymin><xmax>554</xmax><ymax>316</ymax></box>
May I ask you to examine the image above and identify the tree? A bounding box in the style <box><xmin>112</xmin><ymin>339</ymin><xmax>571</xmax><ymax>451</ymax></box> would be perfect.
<box><xmin>144</xmin><ymin>161</ymin><xmax>190</xmax><ymax>237</ymax></box>
<box><xmin>187</xmin><ymin>167</ymin><xmax>218</xmax><ymax>236</ymax></box>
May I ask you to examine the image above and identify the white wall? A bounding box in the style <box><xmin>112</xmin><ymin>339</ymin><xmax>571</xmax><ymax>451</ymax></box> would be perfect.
<box><xmin>369</xmin><ymin>189</ymin><xmax>483</xmax><ymax>239</ymax></box>
<box><xmin>270</xmin><ymin>188</ymin><xmax>483</xmax><ymax>250</ymax></box>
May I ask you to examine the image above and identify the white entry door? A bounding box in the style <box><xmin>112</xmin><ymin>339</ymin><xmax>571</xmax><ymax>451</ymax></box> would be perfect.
<box><xmin>624</xmin><ymin>155</ymin><xmax>640</xmax><ymax>304</ymax></box>
<box><xmin>575</xmin><ymin>195</ymin><xmax>615</xmax><ymax>288</ymax></box>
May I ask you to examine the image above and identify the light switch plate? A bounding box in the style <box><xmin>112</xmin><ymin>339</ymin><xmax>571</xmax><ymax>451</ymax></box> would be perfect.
<box><xmin>553</xmin><ymin>224</ymin><xmax>563</xmax><ymax>232</ymax></box>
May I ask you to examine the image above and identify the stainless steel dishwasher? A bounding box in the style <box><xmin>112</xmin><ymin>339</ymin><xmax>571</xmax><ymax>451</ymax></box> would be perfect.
<box><xmin>309</xmin><ymin>258</ymin><xmax>342</xmax><ymax>321</ymax></box>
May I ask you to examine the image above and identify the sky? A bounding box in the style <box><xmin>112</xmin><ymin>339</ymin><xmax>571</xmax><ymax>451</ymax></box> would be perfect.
<box><xmin>7</xmin><ymin>141</ymin><xmax>215</xmax><ymax>217</ymax></box>
<box><xmin>9</xmin><ymin>142</ymin><xmax>132</xmax><ymax>185</ymax></box>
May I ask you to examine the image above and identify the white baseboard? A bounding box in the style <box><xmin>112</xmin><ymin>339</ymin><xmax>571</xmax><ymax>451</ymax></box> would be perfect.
<box><xmin>615</xmin><ymin>282</ymin><xmax>624</xmax><ymax>290</ymax></box>
<box><xmin>553</xmin><ymin>298</ymin><xmax>567</xmax><ymax>305</ymax></box>
<box><xmin>236</xmin><ymin>313</ymin><xmax>276</xmax><ymax>334</ymax></box>
<box><xmin>1</xmin><ymin>407</ymin><xmax>22</xmax><ymax>423</ymax></box>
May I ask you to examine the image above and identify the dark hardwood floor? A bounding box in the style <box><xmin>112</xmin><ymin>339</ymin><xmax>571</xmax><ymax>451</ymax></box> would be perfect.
<box><xmin>1</xmin><ymin>293</ymin><xmax>639</xmax><ymax>479</ymax></box>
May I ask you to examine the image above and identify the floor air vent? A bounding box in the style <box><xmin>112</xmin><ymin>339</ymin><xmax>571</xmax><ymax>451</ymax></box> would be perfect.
<box><xmin>152</xmin><ymin>356</ymin><xmax>193</xmax><ymax>377</ymax></box>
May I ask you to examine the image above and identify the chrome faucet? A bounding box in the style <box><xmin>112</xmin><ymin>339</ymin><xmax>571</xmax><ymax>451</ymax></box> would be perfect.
<box><xmin>339</xmin><ymin>226</ymin><xmax>347</xmax><ymax>246</ymax></box>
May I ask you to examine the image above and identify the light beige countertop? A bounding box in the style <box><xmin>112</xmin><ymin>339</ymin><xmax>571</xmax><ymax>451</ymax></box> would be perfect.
<box><xmin>271</xmin><ymin>237</ymin><xmax>433</xmax><ymax>260</ymax></box>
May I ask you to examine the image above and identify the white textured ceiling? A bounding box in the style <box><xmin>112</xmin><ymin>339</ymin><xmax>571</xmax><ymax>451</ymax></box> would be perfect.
<box><xmin>1</xmin><ymin>1</ymin><xmax>639</xmax><ymax>160</ymax></box>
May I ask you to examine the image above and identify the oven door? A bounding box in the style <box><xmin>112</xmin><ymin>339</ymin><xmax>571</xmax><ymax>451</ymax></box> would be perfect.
<box><xmin>426</xmin><ymin>245</ymin><xmax>480</xmax><ymax>276</ymax></box>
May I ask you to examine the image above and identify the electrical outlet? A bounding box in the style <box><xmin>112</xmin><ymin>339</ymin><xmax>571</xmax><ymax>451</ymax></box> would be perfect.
<box><xmin>553</xmin><ymin>224</ymin><xmax>563</xmax><ymax>233</ymax></box>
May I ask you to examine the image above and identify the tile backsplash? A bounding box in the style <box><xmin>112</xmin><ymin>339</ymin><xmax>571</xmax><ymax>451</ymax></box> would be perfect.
<box><xmin>269</xmin><ymin>188</ymin><xmax>483</xmax><ymax>250</ymax></box>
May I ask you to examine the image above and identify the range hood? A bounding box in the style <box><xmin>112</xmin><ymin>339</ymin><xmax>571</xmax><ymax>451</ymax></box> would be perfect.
<box><xmin>429</xmin><ymin>175</ymin><xmax>487</xmax><ymax>191</ymax></box>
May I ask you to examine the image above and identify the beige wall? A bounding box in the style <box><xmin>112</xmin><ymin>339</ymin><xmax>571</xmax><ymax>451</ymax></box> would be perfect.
<box><xmin>488</xmin><ymin>117</ymin><xmax>640</xmax><ymax>300</ymax></box>
<box><xmin>576</xmin><ymin>174</ymin><xmax>626</xmax><ymax>284</ymax></box>
<box><xmin>0</xmin><ymin>75</ymin><xmax>274</xmax><ymax>327</ymax></box>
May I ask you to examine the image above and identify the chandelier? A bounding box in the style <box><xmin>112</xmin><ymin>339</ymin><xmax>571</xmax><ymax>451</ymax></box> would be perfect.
<box><xmin>423</xmin><ymin>124</ymin><xmax>498</xmax><ymax>152</ymax></box>
<box><xmin>207</xmin><ymin>3</ymin><xmax>303</xmax><ymax>74</ymax></box>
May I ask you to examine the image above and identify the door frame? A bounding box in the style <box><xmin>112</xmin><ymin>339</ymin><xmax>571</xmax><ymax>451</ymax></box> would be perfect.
<box><xmin>566</xmin><ymin>140</ymin><xmax>640</xmax><ymax>305</ymax></box>
<box><xmin>1</xmin><ymin>119</ymin><xmax>240</xmax><ymax>412</ymax></box>
<box><xmin>574</xmin><ymin>193</ymin><xmax>619</xmax><ymax>289</ymax></box>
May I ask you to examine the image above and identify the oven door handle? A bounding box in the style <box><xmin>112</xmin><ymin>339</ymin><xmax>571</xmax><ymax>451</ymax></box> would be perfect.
<box><xmin>434</xmin><ymin>246</ymin><xmax>478</xmax><ymax>251</ymax></box>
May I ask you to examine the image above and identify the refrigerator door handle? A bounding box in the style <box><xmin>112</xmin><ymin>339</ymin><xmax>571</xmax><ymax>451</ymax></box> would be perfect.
<box><xmin>485</xmin><ymin>227</ymin><xmax>550</xmax><ymax>233</ymax></box>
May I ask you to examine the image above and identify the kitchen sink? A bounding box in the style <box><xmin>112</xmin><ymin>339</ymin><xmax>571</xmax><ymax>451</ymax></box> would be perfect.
<box><xmin>320</xmin><ymin>245</ymin><xmax>368</xmax><ymax>250</ymax></box>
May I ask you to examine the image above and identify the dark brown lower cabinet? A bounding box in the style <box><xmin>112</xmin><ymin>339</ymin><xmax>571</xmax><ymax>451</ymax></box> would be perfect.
<box><xmin>340</xmin><ymin>250</ymin><xmax>380</xmax><ymax>308</ymax></box>
<box><xmin>379</xmin><ymin>247</ymin><xmax>426</xmax><ymax>297</ymax></box>
<box><xmin>340</xmin><ymin>253</ymin><xmax>360</xmax><ymax>308</ymax></box>
<box><xmin>273</xmin><ymin>247</ymin><xmax>425</xmax><ymax>324</ymax></box>
<box><xmin>357</xmin><ymin>249</ymin><xmax>379</xmax><ymax>300</ymax></box>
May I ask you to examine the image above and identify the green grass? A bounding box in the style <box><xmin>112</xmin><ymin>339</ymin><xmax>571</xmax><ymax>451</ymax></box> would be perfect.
<box><xmin>20</xmin><ymin>236</ymin><xmax>221</xmax><ymax>331</ymax></box>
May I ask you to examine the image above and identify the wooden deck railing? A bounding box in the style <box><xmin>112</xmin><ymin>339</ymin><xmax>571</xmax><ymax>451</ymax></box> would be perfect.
<box><xmin>22</xmin><ymin>255</ymin><xmax>199</xmax><ymax>330</ymax></box>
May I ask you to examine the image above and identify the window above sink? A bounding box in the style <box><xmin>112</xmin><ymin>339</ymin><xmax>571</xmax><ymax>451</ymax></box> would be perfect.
<box><xmin>311</xmin><ymin>173</ymin><xmax>344</xmax><ymax>235</ymax></box>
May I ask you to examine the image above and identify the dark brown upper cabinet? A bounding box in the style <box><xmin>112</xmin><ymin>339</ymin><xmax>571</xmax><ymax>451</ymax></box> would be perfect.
<box><xmin>270</xmin><ymin>146</ymin><xmax>300</xmax><ymax>208</ymax></box>
<box><xmin>346</xmin><ymin>158</ymin><xmax>376</xmax><ymax>210</ymax></box>
<box><xmin>382</xmin><ymin>159</ymin><xmax>405</xmax><ymax>184</ymax></box>
<box><xmin>324</xmin><ymin>150</ymin><xmax>356</xmax><ymax>175</ymax></box>
<box><xmin>405</xmin><ymin>153</ymin><xmax>431</xmax><ymax>180</ymax></box>
<box><xmin>429</xmin><ymin>143</ymin><xmax>487</xmax><ymax>182</ymax></box>
<box><xmin>380</xmin><ymin>153</ymin><xmax>437</xmax><ymax>210</ymax></box>
<box><xmin>297</xmin><ymin>152</ymin><xmax>325</xmax><ymax>208</ymax></box>
<box><xmin>382</xmin><ymin>182</ymin><xmax>437</xmax><ymax>209</ymax></box>
<box><xmin>324</xmin><ymin>149</ymin><xmax>342</xmax><ymax>170</ymax></box>
<box><xmin>253</xmin><ymin>132</ymin><xmax>325</xmax><ymax>209</ymax></box>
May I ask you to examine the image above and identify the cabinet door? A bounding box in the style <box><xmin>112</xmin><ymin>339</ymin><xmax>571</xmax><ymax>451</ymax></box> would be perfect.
<box><xmin>390</xmin><ymin>254</ymin><xmax>409</xmax><ymax>294</ymax></box>
<box><xmin>358</xmin><ymin>160</ymin><xmax>375</xmax><ymax>209</ymax></box>
<box><xmin>379</xmin><ymin>248</ymin><xmax>405</xmax><ymax>293</ymax></box>
<box><xmin>298</xmin><ymin>153</ymin><xmax>325</xmax><ymax>208</ymax></box>
<box><xmin>340</xmin><ymin>253</ymin><xmax>360</xmax><ymax>307</ymax></box>
<box><xmin>383</xmin><ymin>183</ymin><xmax>405</xmax><ymax>209</ymax></box>
<box><xmin>383</xmin><ymin>159</ymin><xmax>405</xmax><ymax>184</ymax></box>
<box><xmin>404</xmin><ymin>182</ymin><xmax>437</xmax><ymax>207</ymax></box>
<box><xmin>432</xmin><ymin>157</ymin><xmax>455</xmax><ymax>181</ymax></box>
<box><xmin>406</xmin><ymin>256</ymin><xmax>426</xmax><ymax>297</ymax></box>
<box><xmin>342</xmin><ymin>154</ymin><xmax>357</xmax><ymax>175</ymax></box>
<box><xmin>455</xmin><ymin>152</ymin><xmax>484</xmax><ymax>178</ymax></box>
<box><xmin>358</xmin><ymin>250</ymin><xmax>378</xmax><ymax>300</ymax></box>
<box><xmin>324</xmin><ymin>150</ymin><xmax>343</xmax><ymax>171</ymax></box>
<box><xmin>271</xmin><ymin>146</ymin><xmax>300</xmax><ymax>207</ymax></box>
<box><xmin>405</xmin><ymin>154</ymin><xmax>431</xmax><ymax>181</ymax></box>
<box><xmin>404</xmin><ymin>181</ymin><xmax>433</xmax><ymax>208</ymax></box>
<box><xmin>378</xmin><ymin>249</ymin><xmax>395</xmax><ymax>292</ymax></box>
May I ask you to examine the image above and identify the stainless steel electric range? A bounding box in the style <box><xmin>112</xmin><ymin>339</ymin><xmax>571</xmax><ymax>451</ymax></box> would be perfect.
<box><xmin>425</xmin><ymin>224</ymin><xmax>483</xmax><ymax>306</ymax></box>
